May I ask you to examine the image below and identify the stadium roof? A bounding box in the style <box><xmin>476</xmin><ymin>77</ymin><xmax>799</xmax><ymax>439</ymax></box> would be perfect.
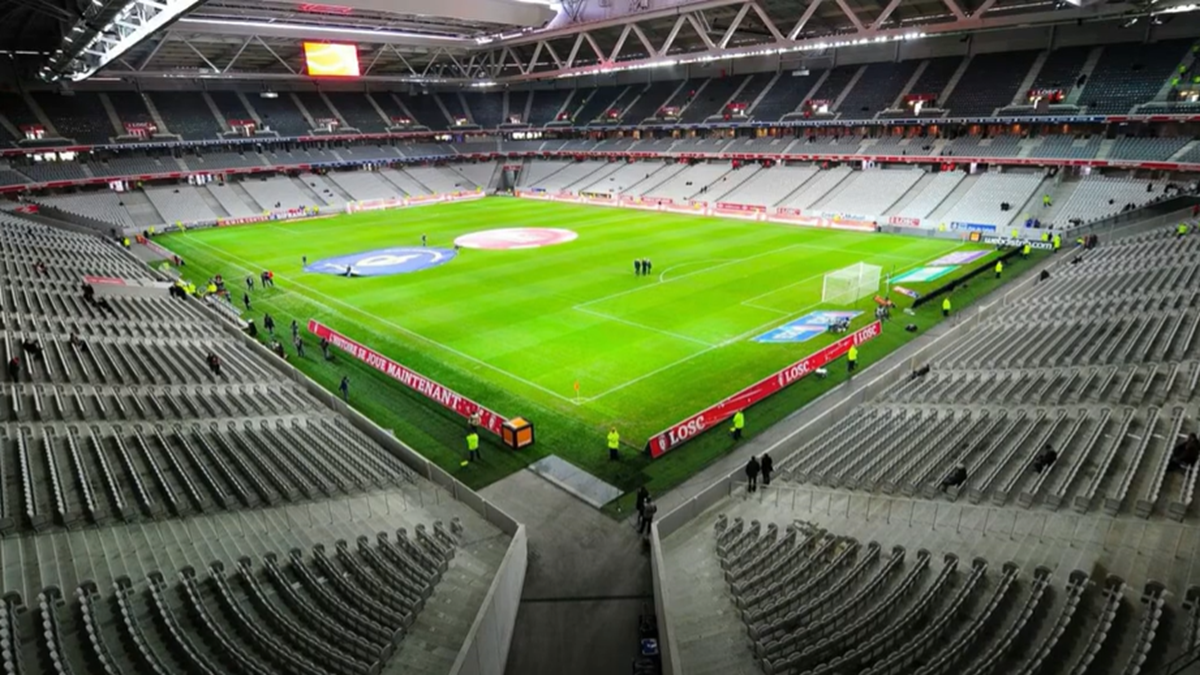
<box><xmin>6</xmin><ymin>0</ymin><xmax>1187</xmax><ymax>84</ymax></box>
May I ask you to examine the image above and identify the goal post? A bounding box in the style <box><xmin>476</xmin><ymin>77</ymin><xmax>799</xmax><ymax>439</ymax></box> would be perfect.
<box><xmin>822</xmin><ymin>262</ymin><xmax>883</xmax><ymax>305</ymax></box>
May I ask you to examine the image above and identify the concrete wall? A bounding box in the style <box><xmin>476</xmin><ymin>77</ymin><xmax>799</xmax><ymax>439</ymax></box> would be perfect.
<box><xmin>451</xmin><ymin>525</ymin><xmax>529</xmax><ymax>675</ymax></box>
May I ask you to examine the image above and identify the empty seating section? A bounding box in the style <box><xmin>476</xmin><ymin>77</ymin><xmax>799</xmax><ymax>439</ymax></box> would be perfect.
<box><xmin>149</xmin><ymin>92</ymin><xmax>223</xmax><ymax>140</ymax></box>
<box><xmin>404</xmin><ymin>166</ymin><xmax>471</xmax><ymax>194</ymax></box>
<box><xmin>818</xmin><ymin>169</ymin><xmax>922</xmax><ymax>217</ymax></box>
<box><xmin>328</xmin><ymin>171</ymin><xmax>402</xmax><ymax>201</ymax></box>
<box><xmin>206</xmin><ymin>92</ymin><xmax>251</xmax><ymax>128</ymax></box>
<box><xmin>1029</xmin><ymin>135</ymin><xmax>1100</xmax><ymax>159</ymax></box>
<box><xmin>206</xmin><ymin>183</ymin><xmax>258</xmax><ymax>217</ymax></box>
<box><xmin>31</xmin><ymin>192</ymin><xmax>135</xmax><ymax>229</ymax></box>
<box><xmin>750</xmin><ymin>75</ymin><xmax>811</xmax><ymax>120</ymax></box>
<box><xmin>780</xmin><ymin>166</ymin><xmax>851</xmax><ymax>209</ymax></box>
<box><xmin>252</xmin><ymin>95</ymin><xmax>311</xmax><ymax>137</ymax></box>
<box><xmin>398</xmin><ymin>143</ymin><xmax>455</xmax><ymax>157</ymax></box>
<box><xmin>0</xmin><ymin>210</ymin><xmax>513</xmax><ymax>675</ymax></box>
<box><xmin>718</xmin><ymin>165</ymin><xmax>817</xmax><ymax>207</ymax></box>
<box><xmin>0</xmin><ymin>93</ymin><xmax>41</xmax><ymax>140</ymax></box>
<box><xmin>106</xmin><ymin>92</ymin><xmax>154</xmax><ymax>127</ymax></box>
<box><xmin>804</xmin><ymin>67</ymin><xmax>859</xmax><ymax>112</ymax></box>
<box><xmin>906</xmin><ymin>56</ymin><xmax>962</xmax><ymax>105</ymax></box>
<box><xmin>661</xmin><ymin>80</ymin><xmax>700</xmax><ymax>113</ymax></box>
<box><xmin>325</xmin><ymin>93</ymin><xmax>388</xmax><ymax>132</ymax></box>
<box><xmin>0</xmin><ymin>169</ymin><xmax>28</xmax><ymax>186</ymax></box>
<box><xmin>368</xmin><ymin>92</ymin><xmax>409</xmax><ymax>125</ymax></box>
<box><xmin>527</xmin><ymin>89</ymin><xmax>572</xmax><ymax>125</ymax></box>
<box><xmin>295</xmin><ymin>93</ymin><xmax>335</xmax><ymax>124</ymax></box>
<box><xmin>579</xmin><ymin>160</ymin><xmax>663</xmax><ymax>195</ymax></box>
<box><xmin>1078</xmin><ymin>41</ymin><xmax>1190</xmax><ymax>114</ymax></box>
<box><xmin>336</xmin><ymin>145</ymin><xmax>402</xmax><ymax>161</ymax></box>
<box><xmin>837</xmin><ymin>62</ymin><xmax>919</xmax><ymax>119</ymax></box>
<box><xmin>944</xmin><ymin>51</ymin><xmax>1039</xmax><ymax>116</ymax></box>
<box><xmin>1052</xmin><ymin>176</ymin><xmax>1165</xmax><ymax>226</ymax></box>
<box><xmin>463</xmin><ymin>93</ymin><xmax>504</xmax><ymax>129</ymax></box>
<box><xmin>530</xmin><ymin>160</ymin><xmax>610</xmax><ymax>192</ymax></box>
<box><xmin>267</xmin><ymin>148</ymin><xmax>336</xmax><ymax>165</ymax></box>
<box><xmin>448</xmin><ymin>161</ymin><xmax>495</xmax><ymax>189</ymax></box>
<box><xmin>505</xmin><ymin>91</ymin><xmax>532</xmax><ymax>125</ymax></box>
<box><xmin>683</xmin><ymin>76</ymin><xmax>745</xmax><ymax>122</ymax></box>
<box><xmin>33</xmin><ymin>92</ymin><xmax>114</xmax><ymax>145</ymax></box>
<box><xmin>401</xmin><ymin>94</ymin><xmax>450</xmax><ymax>129</ymax></box>
<box><xmin>1031</xmin><ymin>46</ymin><xmax>1092</xmax><ymax>91</ymax></box>
<box><xmin>941</xmin><ymin>172</ymin><xmax>1042</xmax><ymax>227</ymax></box>
<box><xmin>895</xmin><ymin>170</ymin><xmax>963</xmax><ymax>219</ymax></box>
<box><xmin>642</xmin><ymin>162</ymin><xmax>730</xmax><ymax>201</ymax></box>
<box><xmin>144</xmin><ymin>185</ymin><xmax>218</xmax><ymax>224</ymax></box>
<box><xmin>439</xmin><ymin>93</ymin><xmax>469</xmax><ymax>124</ymax></box>
<box><xmin>573</xmin><ymin>86</ymin><xmax>626</xmax><ymax>124</ymax></box>
<box><xmin>242</xmin><ymin>176</ymin><xmax>313</xmax><ymax>210</ymax></box>
<box><xmin>183</xmin><ymin>151</ymin><xmax>265</xmax><ymax>171</ymax></box>
<box><xmin>18</xmin><ymin>161</ymin><xmax>87</xmax><ymax>182</ymax></box>
<box><xmin>1109</xmin><ymin>137</ymin><xmax>1191</xmax><ymax>161</ymax></box>
<box><xmin>619</xmin><ymin>84</ymin><xmax>671</xmax><ymax>123</ymax></box>
<box><xmin>90</xmin><ymin>156</ymin><xmax>169</xmax><ymax>178</ymax></box>
<box><xmin>730</xmin><ymin>74</ymin><xmax>774</xmax><ymax>110</ymax></box>
<box><xmin>378</xmin><ymin>168</ymin><xmax>432</xmax><ymax>196</ymax></box>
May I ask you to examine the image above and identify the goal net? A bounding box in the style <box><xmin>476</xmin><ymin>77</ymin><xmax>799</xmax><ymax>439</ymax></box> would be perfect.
<box><xmin>822</xmin><ymin>262</ymin><xmax>882</xmax><ymax>305</ymax></box>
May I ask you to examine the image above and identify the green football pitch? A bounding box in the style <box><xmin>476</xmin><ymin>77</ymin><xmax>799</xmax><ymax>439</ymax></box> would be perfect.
<box><xmin>160</xmin><ymin>196</ymin><xmax>1011</xmax><ymax>508</ymax></box>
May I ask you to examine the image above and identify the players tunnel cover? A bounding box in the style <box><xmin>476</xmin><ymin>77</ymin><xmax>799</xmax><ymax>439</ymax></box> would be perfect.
<box><xmin>304</xmin><ymin>247</ymin><xmax>457</xmax><ymax>276</ymax></box>
<box><xmin>454</xmin><ymin>228</ymin><xmax>578</xmax><ymax>250</ymax></box>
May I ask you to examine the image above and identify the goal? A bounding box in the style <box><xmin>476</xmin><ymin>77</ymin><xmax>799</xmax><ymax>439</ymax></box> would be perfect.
<box><xmin>822</xmin><ymin>262</ymin><xmax>882</xmax><ymax>305</ymax></box>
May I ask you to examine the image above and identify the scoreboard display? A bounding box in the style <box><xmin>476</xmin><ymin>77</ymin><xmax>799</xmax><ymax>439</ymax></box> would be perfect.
<box><xmin>303</xmin><ymin>42</ymin><xmax>360</xmax><ymax>77</ymax></box>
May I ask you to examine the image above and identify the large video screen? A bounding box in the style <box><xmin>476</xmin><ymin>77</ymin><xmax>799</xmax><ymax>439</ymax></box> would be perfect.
<box><xmin>303</xmin><ymin>42</ymin><xmax>360</xmax><ymax>77</ymax></box>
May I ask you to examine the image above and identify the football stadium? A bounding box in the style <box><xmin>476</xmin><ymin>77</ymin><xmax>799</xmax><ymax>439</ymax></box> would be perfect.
<box><xmin>1</xmin><ymin>0</ymin><xmax>1200</xmax><ymax>672</ymax></box>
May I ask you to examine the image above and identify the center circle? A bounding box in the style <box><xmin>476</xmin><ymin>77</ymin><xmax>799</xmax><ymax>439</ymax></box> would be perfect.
<box><xmin>454</xmin><ymin>227</ymin><xmax>578</xmax><ymax>250</ymax></box>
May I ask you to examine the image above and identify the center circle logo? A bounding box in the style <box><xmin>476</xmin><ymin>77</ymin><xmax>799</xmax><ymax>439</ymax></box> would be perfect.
<box><xmin>304</xmin><ymin>247</ymin><xmax>457</xmax><ymax>277</ymax></box>
<box><xmin>454</xmin><ymin>228</ymin><xmax>578</xmax><ymax>250</ymax></box>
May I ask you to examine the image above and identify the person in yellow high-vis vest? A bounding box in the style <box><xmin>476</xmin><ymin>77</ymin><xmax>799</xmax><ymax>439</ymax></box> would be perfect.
<box><xmin>995</xmin><ymin>260</ymin><xmax>1004</xmax><ymax>279</ymax></box>
<box><xmin>847</xmin><ymin>345</ymin><xmax>859</xmax><ymax>373</ymax></box>
<box><xmin>466</xmin><ymin>430</ymin><xmax>480</xmax><ymax>463</ymax></box>
<box><xmin>942</xmin><ymin>297</ymin><xmax>951</xmax><ymax>317</ymax></box>
<box><xmin>1179</xmin><ymin>222</ymin><xmax>1190</xmax><ymax>238</ymax></box>
<box><xmin>607</xmin><ymin>427</ymin><xmax>620</xmax><ymax>461</ymax></box>
<box><xmin>731</xmin><ymin>410</ymin><xmax>745</xmax><ymax>441</ymax></box>
<box><xmin>1022</xmin><ymin>243</ymin><xmax>1032</xmax><ymax>258</ymax></box>
<box><xmin>1052</xmin><ymin>234</ymin><xmax>1061</xmax><ymax>252</ymax></box>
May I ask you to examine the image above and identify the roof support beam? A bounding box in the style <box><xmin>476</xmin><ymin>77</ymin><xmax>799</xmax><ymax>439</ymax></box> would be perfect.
<box><xmin>832</xmin><ymin>0</ymin><xmax>865</xmax><ymax>32</ymax></box>
<box><xmin>684</xmin><ymin>13</ymin><xmax>716</xmax><ymax>50</ymax></box>
<box><xmin>973</xmin><ymin>0</ymin><xmax>998</xmax><ymax>15</ymax></box>
<box><xmin>788</xmin><ymin>0</ymin><xmax>825</xmax><ymax>40</ymax></box>
<box><xmin>718</xmin><ymin>2</ymin><xmax>752</xmax><ymax>49</ymax></box>
<box><xmin>609</xmin><ymin>24</ymin><xmax>633</xmax><ymax>61</ymax></box>
<box><xmin>630</xmin><ymin>24</ymin><xmax>657</xmax><ymax>56</ymax></box>
<box><xmin>386</xmin><ymin>44</ymin><xmax>419</xmax><ymax>76</ymax></box>
<box><xmin>749</xmin><ymin>2</ymin><xmax>785</xmax><ymax>42</ymax></box>
<box><xmin>181</xmin><ymin>37</ymin><xmax>220</xmax><ymax>72</ymax></box>
<box><xmin>871</xmin><ymin>0</ymin><xmax>904</xmax><ymax>29</ymax></box>
<box><xmin>659</xmin><ymin>15</ymin><xmax>688</xmax><ymax>57</ymax></box>
<box><xmin>565</xmin><ymin>33</ymin><xmax>586</xmax><ymax>68</ymax></box>
<box><xmin>254</xmin><ymin>35</ymin><xmax>295</xmax><ymax>74</ymax></box>
<box><xmin>582</xmin><ymin>32</ymin><xmax>608</xmax><ymax>63</ymax></box>
<box><xmin>941</xmin><ymin>0</ymin><xmax>967</xmax><ymax>21</ymax></box>
<box><xmin>526</xmin><ymin>41</ymin><xmax>545</xmax><ymax>74</ymax></box>
<box><xmin>223</xmin><ymin>35</ymin><xmax>253</xmax><ymax>73</ymax></box>
<box><xmin>136</xmin><ymin>33</ymin><xmax>169</xmax><ymax>71</ymax></box>
<box><xmin>543</xmin><ymin>40</ymin><xmax>564</xmax><ymax>69</ymax></box>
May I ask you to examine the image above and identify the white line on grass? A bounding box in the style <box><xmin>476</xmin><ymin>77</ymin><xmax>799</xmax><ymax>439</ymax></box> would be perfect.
<box><xmin>581</xmin><ymin>240</ymin><xmax>971</xmax><ymax>402</ymax></box>
<box><xmin>656</xmin><ymin>259</ymin><xmax>730</xmax><ymax>283</ymax></box>
<box><xmin>573</xmin><ymin>306</ymin><xmax>717</xmax><ymax>348</ymax></box>
<box><xmin>179</xmin><ymin>233</ymin><xmax>583</xmax><ymax>404</ymax></box>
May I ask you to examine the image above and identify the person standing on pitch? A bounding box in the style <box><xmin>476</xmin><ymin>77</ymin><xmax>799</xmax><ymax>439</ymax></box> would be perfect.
<box><xmin>745</xmin><ymin>456</ymin><xmax>760</xmax><ymax>493</ymax></box>
<box><xmin>608</xmin><ymin>427</ymin><xmax>620</xmax><ymax>461</ymax></box>
<box><xmin>243</xmin><ymin>293</ymin><xmax>251</xmax><ymax>311</ymax></box>
<box><xmin>302</xmin><ymin>255</ymin><xmax>307</xmax><ymax>267</ymax></box>
<box><xmin>339</xmin><ymin>375</ymin><xmax>349</xmax><ymax>402</ymax></box>
<box><xmin>731</xmin><ymin>409</ymin><xmax>745</xmax><ymax>440</ymax></box>
<box><xmin>466</xmin><ymin>429</ymin><xmax>480</xmax><ymax>463</ymax></box>
<box><xmin>421</xmin><ymin>233</ymin><xmax>427</xmax><ymax>247</ymax></box>
<box><xmin>995</xmin><ymin>260</ymin><xmax>1004</xmax><ymax>279</ymax></box>
<box><xmin>645</xmin><ymin>259</ymin><xmax>652</xmax><ymax>275</ymax></box>
<box><xmin>761</xmin><ymin>453</ymin><xmax>774</xmax><ymax>487</ymax></box>
<box><xmin>942</xmin><ymin>296</ymin><xmax>951</xmax><ymax>318</ymax></box>
<box><xmin>634</xmin><ymin>259</ymin><xmax>642</xmax><ymax>276</ymax></box>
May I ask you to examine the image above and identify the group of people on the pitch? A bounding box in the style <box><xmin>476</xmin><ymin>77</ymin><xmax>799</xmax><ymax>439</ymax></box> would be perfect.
<box><xmin>633</xmin><ymin>258</ymin><xmax>654</xmax><ymax>276</ymax></box>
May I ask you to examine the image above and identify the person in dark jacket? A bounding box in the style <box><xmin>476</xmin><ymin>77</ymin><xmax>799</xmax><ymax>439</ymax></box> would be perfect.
<box><xmin>636</xmin><ymin>487</ymin><xmax>650</xmax><ymax>530</ymax></box>
<box><xmin>1169</xmin><ymin>433</ymin><xmax>1200</xmax><ymax>472</ymax></box>
<box><xmin>745</xmin><ymin>456</ymin><xmax>761</xmax><ymax>492</ymax></box>
<box><xmin>1032</xmin><ymin>446</ymin><xmax>1058</xmax><ymax>474</ymax></box>
<box><xmin>640</xmin><ymin>498</ymin><xmax>657</xmax><ymax>535</ymax></box>
<box><xmin>940</xmin><ymin>463</ymin><xmax>967</xmax><ymax>492</ymax></box>
<box><xmin>760</xmin><ymin>454</ymin><xmax>774</xmax><ymax>487</ymax></box>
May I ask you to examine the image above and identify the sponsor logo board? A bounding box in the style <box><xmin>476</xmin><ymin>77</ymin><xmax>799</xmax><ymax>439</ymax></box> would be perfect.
<box><xmin>950</xmin><ymin>221</ymin><xmax>997</xmax><ymax>232</ymax></box>
<box><xmin>888</xmin><ymin>215</ymin><xmax>920</xmax><ymax>227</ymax></box>
<box><xmin>455</xmin><ymin>227</ymin><xmax>578</xmax><ymax>250</ymax></box>
<box><xmin>892</xmin><ymin>266</ymin><xmax>957</xmax><ymax>283</ymax></box>
<box><xmin>893</xmin><ymin>285</ymin><xmax>921</xmax><ymax>299</ymax></box>
<box><xmin>983</xmin><ymin>236</ymin><xmax>1054</xmax><ymax>250</ymax></box>
<box><xmin>308</xmin><ymin>321</ymin><xmax>508</xmax><ymax>434</ymax></box>
<box><xmin>647</xmin><ymin>321</ymin><xmax>882</xmax><ymax>457</ymax></box>
<box><xmin>754</xmin><ymin>311</ymin><xmax>861</xmax><ymax>344</ymax></box>
<box><xmin>304</xmin><ymin>247</ymin><xmax>457</xmax><ymax>277</ymax></box>
<box><xmin>928</xmin><ymin>250</ymin><xmax>989</xmax><ymax>266</ymax></box>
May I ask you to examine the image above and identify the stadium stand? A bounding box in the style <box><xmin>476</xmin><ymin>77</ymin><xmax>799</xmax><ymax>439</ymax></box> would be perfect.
<box><xmin>893</xmin><ymin>170</ymin><xmax>964</xmax><ymax>220</ymax></box>
<box><xmin>727</xmin><ymin>74</ymin><xmax>774</xmax><ymax>115</ymax></box>
<box><xmin>750</xmin><ymin>77</ymin><xmax>810</xmax><ymax>121</ymax></box>
<box><xmin>32</xmin><ymin>92</ymin><xmax>114</xmax><ymax>144</ymax></box>
<box><xmin>0</xmin><ymin>168</ymin><xmax>29</xmax><ymax>186</ymax></box>
<box><xmin>837</xmin><ymin>62</ymin><xmax>920</xmax><ymax>120</ymax></box>
<box><xmin>717</xmin><ymin>165</ymin><xmax>818</xmax><ymax>207</ymax></box>
<box><xmin>797</xmin><ymin>66</ymin><xmax>859</xmax><ymax>117</ymax></box>
<box><xmin>89</xmin><ymin>155</ymin><xmax>171</xmax><ymax>178</ymax></box>
<box><xmin>619</xmin><ymin>84</ymin><xmax>672</xmax><ymax>124</ymax></box>
<box><xmin>817</xmin><ymin>168</ymin><xmax>923</xmax><ymax>217</ymax></box>
<box><xmin>439</xmin><ymin>92</ymin><xmax>471</xmax><ymax>125</ymax></box>
<box><xmin>1028</xmin><ymin>134</ymin><xmax>1101</xmax><ymax>159</ymax></box>
<box><xmin>106</xmin><ymin>91</ymin><xmax>155</xmax><ymax>128</ymax></box>
<box><xmin>0</xmin><ymin>92</ymin><xmax>42</xmax><ymax>142</ymax></box>
<box><xmin>183</xmin><ymin>151</ymin><xmax>265</xmax><ymax>171</ymax></box>
<box><xmin>369</xmin><ymin>92</ymin><xmax>411</xmax><ymax>126</ymax></box>
<box><xmin>295</xmin><ymin>92</ymin><xmax>337</xmax><ymax>126</ymax></box>
<box><xmin>779</xmin><ymin>165</ymin><xmax>852</xmax><ymax>209</ymax></box>
<box><xmin>642</xmin><ymin>162</ymin><xmax>731</xmax><ymax>201</ymax></box>
<box><xmin>18</xmin><ymin>160</ymin><xmax>88</xmax><ymax>182</ymax></box>
<box><xmin>682</xmin><ymin>76</ymin><xmax>745</xmax><ymax>122</ymax></box>
<box><xmin>243</xmin><ymin>175</ymin><xmax>320</xmax><ymax>210</ymax></box>
<box><xmin>448</xmin><ymin>161</ymin><xmax>495</xmax><ymax>189</ymax></box>
<box><xmin>266</xmin><ymin>148</ymin><xmax>337</xmax><ymax>165</ymax></box>
<box><xmin>252</xmin><ymin>95</ymin><xmax>312</xmax><ymax>137</ymax></box>
<box><xmin>522</xmin><ymin>160</ymin><xmax>604</xmax><ymax>192</ymax></box>
<box><xmin>398</xmin><ymin>142</ymin><xmax>456</xmax><ymax>157</ymax></box>
<box><xmin>1108</xmin><ymin>136</ymin><xmax>1192</xmax><ymax>161</ymax></box>
<box><xmin>379</xmin><ymin>167</ymin><xmax>433</xmax><ymax>196</ymax></box>
<box><xmin>572</xmin><ymin>85</ymin><xmax>626</xmax><ymax>125</ymax></box>
<box><xmin>206</xmin><ymin>182</ymin><xmax>259</xmax><ymax>217</ymax></box>
<box><xmin>403</xmin><ymin>93</ymin><xmax>450</xmax><ymax>129</ymax></box>
<box><xmin>405</xmin><ymin>165</ymin><xmax>475</xmax><ymax>194</ymax></box>
<box><xmin>148</xmin><ymin>92</ymin><xmax>224</xmax><ymax>140</ymax></box>
<box><xmin>325</xmin><ymin>92</ymin><xmax>389</xmax><ymax>132</ymax></box>
<box><xmin>526</xmin><ymin>89</ymin><xmax>572</xmax><ymax>126</ymax></box>
<box><xmin>463</xmin><ymin>92</ymin><xmax>505</xmax><ymax>129</ymax></box>
<box><xmin>505</xmin><ymin>90</ymin><xmax>532</xmax><ymax>126</ymax></box>
<box><xmin>144</xmin><ymin>185</ymin><xmax>219</xmax><ymax>224</ymax></box>
<box><xmin>336</xmin><ymin>145</ymin><xmax>403</xmax><ymax>161</ymax></box>
<box><xmin>329</xmin><ymin>170</ymin><xmax>403</xmax><ymax>201</ymax></box>
<box><xmin>943</xmin><ymin>51</ymin><xmax>1040</xmax><ymax>117</ymax></box>
<box><xmin>1051</xmin><ymin>175</ymin><xmax>1166</xmax><ymax>226</ymax></box>
<box><xmin>894</xmin><ymin>56</ymin><xmax>961</xmax><ymax>109</ymax></box>
<box><xmin>0</xmin><ymin>211</ymin><xmax>515</xmax><ymax>675</ymax></box>
<box><xmin>1077</xmin><ymin>40</ymin><xmax>1191</xmax><ymax>114</ymax></box>
<box><xmin>1029</xmin><ymin>45</ymin><xmax>1093</xmax><ymax>92</ymax></box>
<box><xmin>939</xmin><ymin>171</ymin><xmax>1044</xmax><ymax>227</ymax></box>
<box><xmin>207</xmin><ymin>92</ymin><xmax>254</xmax><ymax>127</ymax></box>
<box><xmin>30</xmin><ymin>191</ymin><xmax>136</xmax><ymax>228</ymax></box>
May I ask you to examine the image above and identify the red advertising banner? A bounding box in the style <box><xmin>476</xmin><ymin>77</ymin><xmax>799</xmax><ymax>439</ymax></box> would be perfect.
<box><xmin>888</xmin><ymin>215</ymin><xmax>921</xmax><ymax>227</ymax></box>
<box><xmin>307</xmin><ymin>320</ymin><xmax>508</xmax><ymax>435</ymax></box>
<box><xmin>83</xmin><ymin>275</ymin><xmax>128</xmax><ymax>286</ymax></box>
<box><xmin>645</xmin><ymin>320</ymin><xmax>883</xmax><ymax>457</ymax></box>
<box><xmin>716</xmin><ymin>202</ymin><xmax>765</xmax><ymax>213</ymax></box>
